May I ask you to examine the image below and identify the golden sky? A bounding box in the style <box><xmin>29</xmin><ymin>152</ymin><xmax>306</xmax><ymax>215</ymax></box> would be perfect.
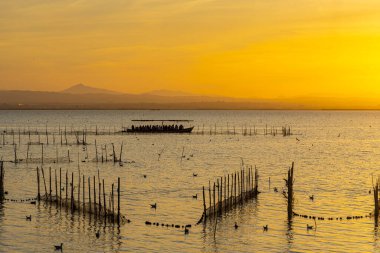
<box><xmin>1</xmin><ymin>0</ymin><xmax>380</xmax><ymax>98</ymax></box>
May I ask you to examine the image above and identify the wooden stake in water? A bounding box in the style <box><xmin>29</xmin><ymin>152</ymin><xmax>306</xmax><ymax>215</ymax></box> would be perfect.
<box><xmin>95</xmin><ymin>140</ymin><xmax>98</xmax><ymax>163</ymax></box>
<box><xmin>49</xmin><ymin>167</ymin><xmax>52</xmax><ymax>202</ymax></box>
<box><xmin>78</xmin><ymin>170</ymin><xmax>80</xmax><ymax>212</ymax></box>
<box><xmin>83</xmin><ymin>174</ymin><xmax>85</xmax><ymax>213</ymax></box>
<box><xmin>55</xmin><ymin>169</ymin><xmax>57</xmax><ymax>205</ymax></box>
<box><xmin>66</xmin><ymin>170</ymin><xmax>68</xmax><ymax>204</ymax></box>
<box><xmin>41</xmin><ymin>144</ymin><xmax>44</xmax><ymax>165</ymax></box>
<box><xmin>59</xmin><ymin>168</ymin><xmax>62</xmax><ymax>206</ymax></box>
<box><xmin>374</xmin><ymin>178</ymin><xmax>379</xmax><ymax>221</ymax></box>
<box><xmin>287</xmin><ymin>162</ymin><xmax>295</xmax><ymax>220</ymax></box>
<box><xmin>112</xmin><ymin>183</ymin><xmax>115</xmax><ymax>222</ymax></box>
<box><xmin>93</xmin><ymin>175</ymin><xmax>97</xmax><ymax>216</ymax></box>
<box><xmin>117</xmin><ymin>177</ymin><xmax>120</xmax><ymax>224</ymax></box>
<box><xmin>88</xmin><ymin>177</ymin><xmax>92</xmax><ymax>214</ymax></box>
<box><xmin>213</xmin><ymin>182</ymin><xmax>216</xmax><ymax>215</ymax></box>
<box><xmin>208</xmin><ymin>181</ymin><xmax>211</xmax><ymax>216</ymax></box>
<box><xmin>71</xmin><ymin>172</ymin><xmax>74</xmax><ymax>212</ymax></box>
<box><xmin>103</xmin><ymin>179</ymin><xmax>106</xmax><ymax>218</ymax></box>
<box><xmin>39</xmin><ymin>168</ymin><xmax>47</xmax><ymax>197</ymax></box>
<box><xmin>36</xmin><ymin>167</ymin><xmax>41</xmax><ymax>201</ymax></box>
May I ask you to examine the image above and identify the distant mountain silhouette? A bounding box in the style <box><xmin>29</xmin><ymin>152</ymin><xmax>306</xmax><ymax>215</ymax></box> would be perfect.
<box><xmin>62</xmin><ymin>83</ymin><xmax>121</xmax><ymax>95</ymax></box>
<box><xmin>0</xmin><ymin>84</ymin><xmax>378</xmax><ymax>110</ymax></box>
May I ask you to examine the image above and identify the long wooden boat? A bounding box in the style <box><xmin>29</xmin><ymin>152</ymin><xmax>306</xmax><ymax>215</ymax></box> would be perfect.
<box><xmin>124</xmin><ymin>126</ymin><xmax>194</xmax><ymax>133</ymax></box>
<box><xmin>122</xmin><ymin>119</ymin><xmax>194</xmax><ymax>134</ymax></box>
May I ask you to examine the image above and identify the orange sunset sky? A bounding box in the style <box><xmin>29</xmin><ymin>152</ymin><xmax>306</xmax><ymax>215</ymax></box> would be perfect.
<box><xmin>1</xmin><ymin>0</ymin><xmax>380</xmax><ymax>99</ymax></box>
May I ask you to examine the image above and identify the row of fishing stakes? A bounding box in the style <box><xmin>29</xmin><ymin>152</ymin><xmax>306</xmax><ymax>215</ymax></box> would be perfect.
<box><xmin>36</xmin><ymin>166</ymin><xmax>124</xmax><ymax>224</ymax></box>
<box><xmin>0</xmin><ymin>124</ymin><xmax>294</xmax><ymax>144</ymax></box>
<box><xmin>9</xmin><ymin>141</ymin><xmax>124</xmax><ymax>165</ymax></box>
<box><xmin>198</xmin><ymin>166</ymin><xmax>259</xmax><ymax>224</ymax></box>
<box><xmin>194</xmin><ymin>124</ymin><xmax>293</xmax><ymax>136</ymax></box>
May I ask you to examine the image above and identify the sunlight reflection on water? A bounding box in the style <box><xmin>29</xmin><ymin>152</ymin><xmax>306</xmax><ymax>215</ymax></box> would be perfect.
<box><xmin>0</xmin><ymin>110</ymin><xmax>380</xmax><ymax>252</ymax></box>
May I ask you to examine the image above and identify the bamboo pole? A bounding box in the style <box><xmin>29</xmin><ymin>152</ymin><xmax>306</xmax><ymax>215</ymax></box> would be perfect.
<box><xmin>55</xmin><ymin>169</ymin><xmax>57</xmax><ymax>205</ymax></box>
<box><xmin>0</xmin><ymin>162</ymin><xmax>4</xmax><ymax>201</ymax></box>
<box><xmin>66</xmin><ymin>170</ymin><xmax>68</xmax><ymax>204</ymax></box>
<box><xmin>202</xmin><ymin>186</ymin><xmax>206</xmax><ymax>222</ymax></box>
<box><xmin>37</xmin><ymin>167</ymin><xmax>41</xmax><ymax>201</ymax></box>
<box><xmin>213</xmin><ymin>182</ymin><xmax>216</xmax><ymax>216</ymax></box>
<box><xmin>78</xmin><ymin>171</ymin><xmax>80</xmax><ymax>212</ymax></box>
<box><xmin>103</xmin><ymin>179</ymin><xmax>106</xmax><ymax>218</ymax></box>
<box><xmin>117</xmin><ymin>177</ymin><xmax>120</xmax><ymax>224</ymax></box>
<box><xmin>119</xmin><ymin>142</ymin><xmax>123</xmax><ymax>163</ymax></box>
<box><xmin>220</xmin><ymin>177</ymin><xmax>223</xmax><ymax>214</ymax></box>
<box><xmin>227</xmin><ymin>174</ymin><xmax>229</xmax><ymax>209</ymax></box>
<box><xmin>71</xmin><ymin>172</ymin><xmax>74</xmax><ymax>212</ymax></box>
<box><xmin>83</xmin><ymin>174</ymin><xmax>85</xmax><ymax>213</ymax></box>
<box><xmin>287</xmin><ymin>162</ymin><xmax>294</xmax><ymax>220</ymax></box>
<box><xmin>112</xmin><ymin>183</ymin><xmax>115</xmax><ymax>222</ymax></box>
<box><xmin>234</xmin><ymin>172</ymin><xmax>236</xmax><ymax>205</ymax></box>
<box><xmin>95</xmin><ymin>140</ymin><xmax>98</xmax><ymax>163</ymax></box>
<box><xmin>98</xmin><ymin>171</ymin><xmax>101</xmax><ymax>214</ymax></box>
<box><xmin>216</xmin><ymin>179</ymin><xmax>220</xmax><ymax>213</ymax></box>
<box><xmin>374</xmin><ymin>179</ymin><xmax>379</xmax><ymax>220</ymax></box>
<box><xmin>41</xmin><ymin>144</ymin><xmax>44</xmax><ymax>165</ymax></box>
<box><xmin>98</xmin><ymin>181</ymin><xmax>102</xmax><ymax>215</ymax></box>
<box><xmin>112</xmin><ymin>143</ymin><xmax>116</xmax><ymax>163</ymax></box>
<box><xmin>41</xmin><ymin>167</ymin><xmax>47</xmax><ymax>198</ymax></box>
<box><xmin>59</xmin><ymin>168</ymin><xmax>62</xmax><ymax>206</ymax></box>
<box><xmin>208</xmin><ymin>181</ymin><xmax>211</xmax><ymax>215</ymax></box>
<box><xmin>49</xmin><ymin>167</ymin><xmax>52</xmax><ymax>202</ymax></box>
<box><xmin>93</xmin><ymin>176</ymin><xmax>97</xmax><ymax>216</ymax></box>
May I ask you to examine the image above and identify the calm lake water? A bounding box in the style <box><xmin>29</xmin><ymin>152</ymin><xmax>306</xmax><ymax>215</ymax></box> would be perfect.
<box><xmin>0</xmin><ymin>110</ymin><xmax>380</xmax><ymax>253</ymax></box>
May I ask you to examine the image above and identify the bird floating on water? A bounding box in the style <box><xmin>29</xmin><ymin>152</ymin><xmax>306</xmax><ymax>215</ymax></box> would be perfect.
<box><xmin>193</xmin><ymin>173</ymin><xmax>198</xmax><ymax>177</ymax></box>
<box><xmin>263</xmin><ymin>225</ymin><xmax>268</xmax><ymax>231</ymax></box>
<box><xmin>150</xmin><ymin>203</ymin><xmax>157</xmax><ymax>209</ymax></box>
<box><xmin>26</xmin><ymin>215</ymin><xmax>32</xmax><ymax>221</ymax></box>
<box><xmin>309</xmin><ymin>195</ymin><xmax>314</xmax><ymax>201</ymax></box>
<box><xmin>143</xmin><ymin>175</ymin><xmax>147</xmax><ymax>178</ymax></box>
<box><xmin>96</xmin><ymin>230</ymin><xmax>100</xmax><ymax>238</ymax></box>
<box><xmin>192</xmin><ymin>194</ymin><xmax>198</xmax><ymax>199</ymax></box>
<box><xmin>234</xmin><ymin>222</ymin><xmax>239</xmax><ymax>229</ymax></box>
<box><xmin>274</xmin><ymin>187</ymin><xmax>278</xmax><ymax>192</ymax></box>
<box><xmin>54</xmin><ymin>243</ymin><xmax>63</xmax><ymax>251</ymax></box>
<box><xmin>307</xmin><ymin>224</ymin><xmax>313</xmax><ymax>230</ymax></box>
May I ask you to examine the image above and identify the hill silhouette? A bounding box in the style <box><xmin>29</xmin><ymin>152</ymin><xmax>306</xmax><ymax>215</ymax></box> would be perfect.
<box><xmin>0</xmin><ymin>84</ymin><xmax>378</xmax><ymax>110</ymax></box>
